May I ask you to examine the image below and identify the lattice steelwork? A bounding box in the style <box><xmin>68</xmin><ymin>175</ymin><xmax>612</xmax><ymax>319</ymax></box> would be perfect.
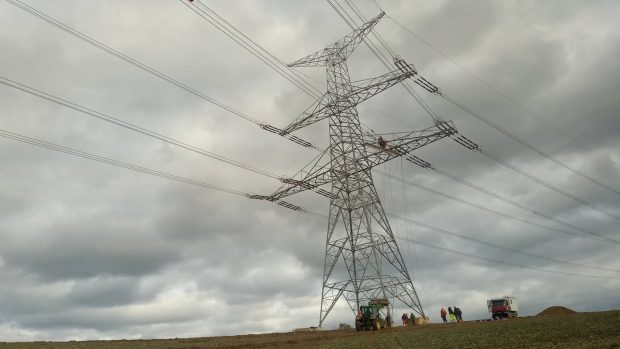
<box><xmin>253</xmin><ymin>12</ymin><xmax>457</xmax><ymax>325</ymax></box>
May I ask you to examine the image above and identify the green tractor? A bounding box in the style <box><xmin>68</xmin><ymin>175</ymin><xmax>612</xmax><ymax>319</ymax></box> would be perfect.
<box><xmin>355</xmin><ymin>298</ymin><xmax>391</xmax><ymax>331</ymax></box>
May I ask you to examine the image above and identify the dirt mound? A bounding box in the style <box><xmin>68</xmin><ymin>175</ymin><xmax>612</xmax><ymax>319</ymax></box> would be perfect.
<box><xmin>537</xmin><ymin>306</ymin><xmax>577</xmax><ymax>316</ymax></box>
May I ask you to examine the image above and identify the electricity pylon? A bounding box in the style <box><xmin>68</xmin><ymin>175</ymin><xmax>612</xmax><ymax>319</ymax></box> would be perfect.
<box><xmin>252</xmin><ymin>12</ymin><xmax>457</xmax><ymax>326</ymax></box>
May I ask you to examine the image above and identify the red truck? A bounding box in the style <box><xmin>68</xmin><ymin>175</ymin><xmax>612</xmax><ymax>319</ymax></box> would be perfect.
<box><xmin>487</xmin><ymin>296</ymin><xmax>519</xmax><ymax>319</ymax></box>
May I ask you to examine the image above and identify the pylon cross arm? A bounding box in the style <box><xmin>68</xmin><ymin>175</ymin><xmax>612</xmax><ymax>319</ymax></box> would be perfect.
<box><xmin>282</xmin><ymin>67</ymin><xmax>415</xmax><ymax>134</ymax></box>
<box><xmin>363</xmin><ymin>121</ymin><xmax>457</xmax><ymax>166</ymax></box>
<box><xmin>287</xmin><ymin>48</ymin><xmax>331</xmax><ymax>68</ymax></box>
<box><xmin>288</xmin><ymin>11</ymin><xmax>385</xmax><ymax>68</ymax></box>
<box><xmin>262</xmin><ymin>121</ymin><xmax>456</xmax><ymax>201</ymax></box>
<box><xmin>266</xmin><ymin>164</ymin><xmax>334</xmax><ymax>201</ymax></box>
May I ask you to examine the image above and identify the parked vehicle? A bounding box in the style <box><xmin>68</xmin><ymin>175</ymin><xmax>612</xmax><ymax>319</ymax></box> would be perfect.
<box><xmin>487</xmin><ymin>296</ymin><xmax>518</xmax><ymax>319</ymax></box>
<box><xmin>355</xmin><ymin>298</ymin><xmax>390</xmax><ymax>331</ymax></box>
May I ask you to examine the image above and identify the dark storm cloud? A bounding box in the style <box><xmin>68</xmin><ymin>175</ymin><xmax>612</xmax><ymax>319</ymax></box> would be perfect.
<box><xmin>0</xmin><ymin>0</ymin><xmax>619</xmax><ymax>341</ymax></box>
<box><xmin>2</xmin><ymin>221</ymin><xmax>181</xmax><ymax>280</ymax></box>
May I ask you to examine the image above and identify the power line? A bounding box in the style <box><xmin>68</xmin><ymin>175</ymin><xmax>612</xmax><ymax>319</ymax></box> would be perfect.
<box><xmin>396</xmin><ymin>236</ymin><xmax>620</xmax><ymax>280</ymax></box>
<box><xmin>398</xmin><ymin>158</ymin><xmax>431</xmax><ymax>310</ymax></box>
<box><xmin>175</xmin><ymin>3</ymin><xmax>620</xmax><ymax>268</ymax></box>
<box><xmin>430</xmin><ymin>164</ymin><xmax>619</xmax><ymax>244</ymax></box>
<box><xmin>331</xmin><ymin>1</ymin><xmax>620</xmax><ymax>225</ymax></box>
<box><xmin>0</xmin><ymin>76</ymin><xmax>280</xmax><ymax>180</ymax></box>
<box><xmin>179</xmin><ymin>0</ymin><xmax>323</xmax><ymax>99</ymax></box>
<box><xmin>202</xmin><ymin>0</ymin><xmax>322</xmax><ymax>98</ymax></box>
<box><xmin>183</xmin><ymin>0</ymin><xmax>433</xmax><ymax>150</ymax></box>
<box><xmin>339</xmin><ymin>0</ymin><xmax>442</xmax><ymax>122</ymax></box>
<box><xmin>324</xmin><ymin>1</ymin><xmax>619</xmax><ymax>246</ymax></box>
<box><xmin>3</xmin><ymin>0</ymin><xmax>257</xmax><ymax>123</ymax></box>
<box><xmin>11</xmin><ymin>0</ymin><xmax>614</xmax><ymax>229</ymax></box>
<box><xmin>7</xmin><ymin>0</ymin><xmax>520</xmax><ymax>228</ymax></box>
<box><xmin>376</xmin><ymin>1</ymin><xmax>620</xmax><ymax>198</ymax></box>
<box><xmin>309</xmin><ymin>207</ymin><xmax>619</xmax><ymax>279</ymax></box>
<box><xmin>3</xmin><ymin>0</ymin><xmax>316</xmax><ymax>149</ymax></box>
<box><xmin>0</xmin><ymin>77</ymin><xmax>333</xmax><ymax>212</ymax></box>
<box><xmin>5</xmin><ymin>125</ymin><xmax>617</xmax><ymax>281</ymax></box>
<box><xmin>7</xmin><ymin>0</ymin><xmax>617</xmax><ymax>281</ymax></box>
<box><xmin>0</xmin><ymin>129</ymin><xmax>248</xmax><ymax>197</ymax></box>
<box><xmin>375</xmin><ymin>169</ymin><xmax>612</xmax><ymax>244</ymax></box>
<box><xmin>343</xmin><ymin>0</ymin><xmax>396</xmax><ymax>57</ymax></box>
<box><xmin>329</xmin><ymin>1</ymin><xmax>619</xmax><ymax>241</ymax></box>
<box><xmin>387</xmin><ymin>213</ymin><xmax>620</xmax><ymax>274</ymax></box>
<box><xmin>6</xmin><ymin>124</ymin><xmax>616</xmax><ymax>280</ymax></box>
<box><xmin>443</xmin><ymin>92</ymin><xmax>620</xmax><ymax>200</ymax></box>
<box><xmin>327</xmin><ymin>0</ymin><xmax>442</xmax><ymax>123</ymax></box>
<box><xmin>0</xmin><ymin>128</ymin><xmax>315</xmax><ymax>215</ymax></box>
<box><xmin>478</xmin><ymin>147</ymin><xmax>620</xmax><ymax>222</ymax></box>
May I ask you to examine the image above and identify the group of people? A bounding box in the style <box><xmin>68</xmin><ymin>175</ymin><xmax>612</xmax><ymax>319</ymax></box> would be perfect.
<box><xmin>400</xmin><ymin>312</ymin><xmax>416</xmax><ymax>326</ymax></box>
<box><xmin>440</xmin><ymin>306</ymin><xmax>463</xmax><ymax>323</ymax></box>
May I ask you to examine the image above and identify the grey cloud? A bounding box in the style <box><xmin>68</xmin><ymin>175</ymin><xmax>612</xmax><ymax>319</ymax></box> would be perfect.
<box><xmin>0</xmin><ymin>0</ymin><xmax>619</xmax><ymax>342</ymax></box>
<box><xmin>2</xmin><ymin>221</ymin><xmax>181</xmax><ymax>280</ymax></box>
<box><xmin>65</xmin><ymin>276</ymin><xmax>154</xmax><ymax>308</ymax></box>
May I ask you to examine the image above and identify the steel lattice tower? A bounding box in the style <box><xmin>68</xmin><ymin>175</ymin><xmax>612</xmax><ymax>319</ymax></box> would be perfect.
<box><xmin>252</xmin><ymin>12</ymin><xmax>457</xmax><ymax>326</ymax></box>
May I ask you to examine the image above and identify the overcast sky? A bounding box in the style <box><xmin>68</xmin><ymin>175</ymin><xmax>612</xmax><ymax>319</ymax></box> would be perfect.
<box><xmin>1</xmin><ymin>0</ymin><xmax>619</xmax><ymax>342</ymax></box>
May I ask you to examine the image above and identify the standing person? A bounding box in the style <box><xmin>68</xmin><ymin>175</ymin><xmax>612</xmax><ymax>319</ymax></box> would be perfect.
<box><xmin>454</xmin><ymin>307</ymin><xmax>461</xmax><ymax>322</ymax></box>
<box><xmin>448</xmin><ymin>307</ymin><xmax>456</xmax><ymax>322</ymax></box>
<box><xmin>401</xmin><ymin>313</ymin><xmax>409</xmax><ymax>326</ymax></box>
<box><xmin>385</xmin><ymin>313</ymin><xmax>392</xmax><ymax>328</ymax></box>
<box><xmin>410</xmin><ymin>313</ymin><xmax>415</xmax><ymax>326</ymax></box>
<box><xmin>440</xmin><ymin>307</ymin><xmax>448</xmax><ymax>323</ymax></box>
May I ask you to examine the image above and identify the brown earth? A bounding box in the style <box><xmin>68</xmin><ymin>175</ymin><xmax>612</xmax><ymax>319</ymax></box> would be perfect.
<box><xmin>1</xmin><ymin>309</ymin><xmax>619</xmax><ymax>349</ymax></box>
<box><xmin>537</xmin><ymin>305</ymin><xmax>578</xmax><ymax>316</ymax></box>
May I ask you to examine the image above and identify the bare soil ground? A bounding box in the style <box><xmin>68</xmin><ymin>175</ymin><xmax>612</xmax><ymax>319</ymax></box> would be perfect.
<box><xmin>538</xmin><ymin>306</ymin><xmax>578</xmax><ymax>316</ymax></box>
<box><xmin>2</xmin><ymin>309</ymin><xmax>619</xmax><ymax>349</ymax></box>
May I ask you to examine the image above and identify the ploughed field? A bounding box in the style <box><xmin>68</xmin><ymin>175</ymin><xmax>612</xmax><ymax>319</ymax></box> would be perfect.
<box><xmin>2</xmin><ymin>309</ymin><xmax>619</xmax><ymax>349</ymax></box>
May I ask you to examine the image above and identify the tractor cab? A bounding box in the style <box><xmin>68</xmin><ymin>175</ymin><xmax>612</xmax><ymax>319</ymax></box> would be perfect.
<box><xmin>355</xmin><ymin>298</ymin><xmax>390</xmax><ymax>331</ymax></box>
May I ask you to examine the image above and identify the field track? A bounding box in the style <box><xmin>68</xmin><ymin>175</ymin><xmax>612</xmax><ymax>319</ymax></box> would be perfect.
<box><xmin>2</xmin><ymin>309</ymin><xmax>619</xmax><ymax>349</ymax></box>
